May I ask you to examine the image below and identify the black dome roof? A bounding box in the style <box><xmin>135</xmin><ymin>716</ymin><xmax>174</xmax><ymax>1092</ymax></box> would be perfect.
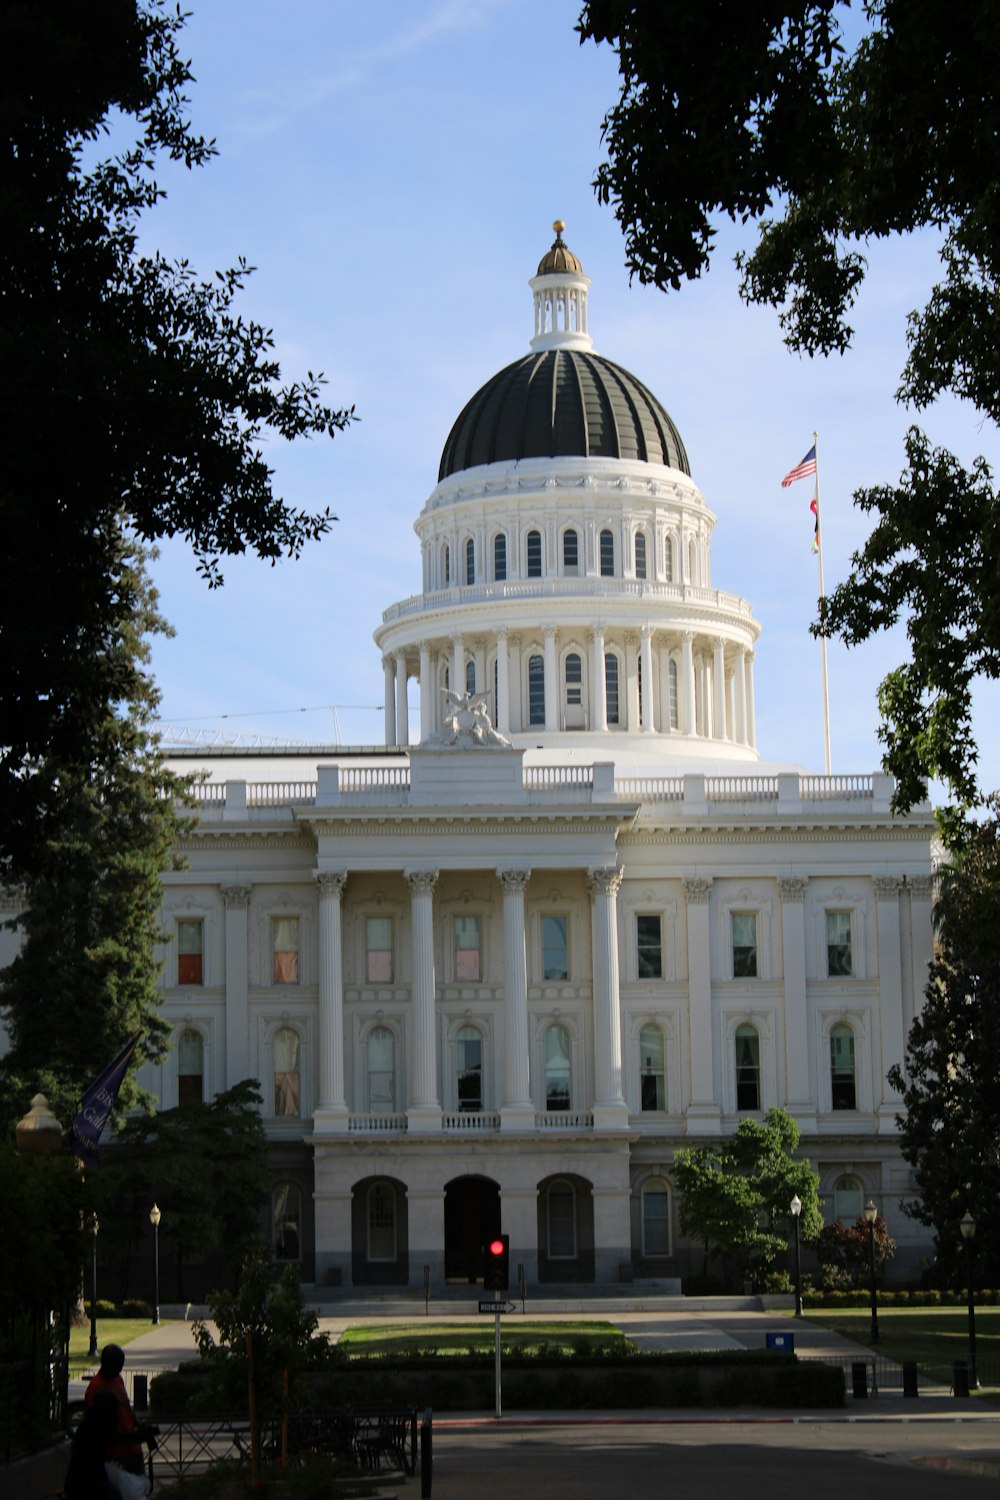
<box><xmin>438</xmin><ymin>350</ymin><xmax>690</xmax><ymax>481</ymax></box>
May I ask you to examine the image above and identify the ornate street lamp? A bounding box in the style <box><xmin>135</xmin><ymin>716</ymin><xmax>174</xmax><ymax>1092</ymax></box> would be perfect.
<box><xmin>88</xmin><ymin>1214</ymin><xmax>100</xmax><ymax>1359</ymax></box>
<box><xmin>960</xmin><ymin>1210</ymin><xmax>978</xmax><ymax>1389</ymax></box>
<box><xmin>790</xmin><ymin>1194</ymin><xmax>803</xmax><ymax>1317</ymax></box>
<box><xmin>149</xmin><ymin>1204</ymin><xmax>162</xmax><ymax>1326</ymax></box>
<box><xmin>863</xmin><ymin>1200</ymin><xmax>879</xmax><ymax>1344</ymax></box>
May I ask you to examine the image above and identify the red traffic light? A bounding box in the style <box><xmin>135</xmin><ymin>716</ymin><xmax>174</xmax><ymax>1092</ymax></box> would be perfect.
<box><xmin>488</xmin><ymin>1239</ymin><xmax>505</xmax><ymax>1256</ymax></box>
<box><xmin>484</xmin><ymin>1232</ymin><xmax>510</xmax><ymax>1290</ymax></box>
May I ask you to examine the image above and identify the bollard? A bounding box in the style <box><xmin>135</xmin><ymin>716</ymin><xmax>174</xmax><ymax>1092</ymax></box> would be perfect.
<box><xmin>420</xmin><ymin>1406</ymin><xmax>433</xmax><ymax>1498</ymax></box>
<box><xmin>132</xmin><ymin>1374</ymin><xmax>149</xmax><ymax>1411</ymax></box>
<box><xmin>851</xmin><ymin>1361</ymin><xmax>868</xmax><ymax>1399</ymax></box>
<box><xmin>953</xmin><ymin>1360</ymin><xmax>970</xmax><ymax>1398</ymax></box>
<box><xmin>902</xmin><ymin>1362</ymin><xmax>918</xmax><ymax>1398</ymax></box>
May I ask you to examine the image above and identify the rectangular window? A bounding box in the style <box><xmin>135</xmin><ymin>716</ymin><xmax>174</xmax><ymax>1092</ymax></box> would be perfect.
<box><xmin>493</xmin><ymin>533</ymin><xmax>507</xmax><ymax>581</ymax></box>
<box><xmin>735</xmin><ymin>1027</ymin><xmax>761</xmax><ymax>1110</ymax></box>
<box><xmin>731</xmin><ymin>911</ymin><xmax>758</xmax><ymax>978</ymax></box>
<box><xmin>826</xmin><ymin>910</ymin><xmax>853</xmax><ymax>977</ymax></box>
<box><xmin>636</xmin><ymin>914</ymin><xmax>663</xmax><ymax>979</ymax></box>
<box><xmin>639</xmin><ymin>1026</ymin><xmax>666</xmax><ymax>1111</ymax></box>
<box><xmin>547</xmin><ymin>1188</ymin><xmax>576</xmax><ymax>1258</ymax></box>
<box><xmin>272</xmin><ymin>916</ymin><xmax>299</xmax><ymax>984</ymax></box>
<box><xmin>563</xmin><ymin>529</ymin><xmax>579</xmax><ymax>572</ymax></box>
<box><xmin>366</xmin><ymin>917</ymin><xmax>393</xmax><ymax>983</ymax></box>
<box><xmin>642</xmin><ymin>1188</ymin><xmax>670</xmax><ymax>1256</ymax></box>
<box><xmin>527</xmin><ymin>530</ymin><xmax>542</xmax><ymax>577</ymax></box>
<box><xmin>177</xmin><ymin>919</ymin><xmax>203</xmax><ymax>985</ymax></box>
<box><xmin>541</xmin><ymin>914</ymin><xmax>569</xmax><ymax>980</ymax></box>
<box><xmin>454</xmin><ymin>914</ymin><xmax>482</xmax><ymax>981</ymax></box>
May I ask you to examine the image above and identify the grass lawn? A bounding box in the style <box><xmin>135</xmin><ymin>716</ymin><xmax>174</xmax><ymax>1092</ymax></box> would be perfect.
<box><xmin>337</xmin><ymin>1319</ymin><xmax>632</xmax><ymax>1358</ymax></box>
<box><xmin>68</xmin><ymin>1317</ymin><xmax>177</xmax><ymax>1376</ymax></box>
<box><xmin>801</xmin><ymin>1307</ymin><xmax>1000</xmax><ymax>1386</ymax></box>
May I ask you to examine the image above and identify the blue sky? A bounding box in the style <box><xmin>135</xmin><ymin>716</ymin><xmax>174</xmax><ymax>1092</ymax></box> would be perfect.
<box><xmin>143</xmin><ymin>0</ymin><xmax>1000</xmax><ymax>792</ymax></box>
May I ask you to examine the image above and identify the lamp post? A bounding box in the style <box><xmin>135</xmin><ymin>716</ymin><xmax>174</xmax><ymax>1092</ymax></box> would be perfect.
<box><xmin>863</xmin><ymin>1199</ymin><xmax>879</xmax><ymax>1344</ymax></box>
<box><xmin>790</xmin><ymin>1194</ymin><xmax>803</xmax><ymax>1317</ymax></box>
<box><xmin>960</xmin><ymin>1210</ymin><xmax>978</xmax><ymax>1389</ymax></box>
<box><xmin>88</xmin><ymin>1214</ymin><xmax>100</xmax><ymax>1359</ymax></box>
<box><xmin>149</xmin><ymin>1204</ymin><xmax>161</xmax><ymax>1326</ymax></box>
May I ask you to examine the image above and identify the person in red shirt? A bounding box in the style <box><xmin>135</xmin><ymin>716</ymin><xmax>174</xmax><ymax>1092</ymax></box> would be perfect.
<box><xmin>85</xmin><ymin>1344</ymin><xmax>144</xmax><ymax>1476</ymax></box>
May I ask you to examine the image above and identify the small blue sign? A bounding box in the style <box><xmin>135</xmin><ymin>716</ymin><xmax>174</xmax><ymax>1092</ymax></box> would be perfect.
<box><xmin>766</xmin><ymin>1331</ymin><xmax>795</xmax><ymax>1352</ymax></box>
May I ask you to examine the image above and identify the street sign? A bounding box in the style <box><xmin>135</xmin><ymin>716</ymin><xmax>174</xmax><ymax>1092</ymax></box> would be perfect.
<box><xmin>478</xmin><ymin>1300</ymin><xmax>515</xmax><ymax>1314</ymax></box>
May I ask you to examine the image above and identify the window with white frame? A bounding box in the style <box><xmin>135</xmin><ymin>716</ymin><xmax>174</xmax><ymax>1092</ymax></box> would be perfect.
<box><xmin>367</xmin><ymin>1181</ymin><xmax>396</xmax><ymax>1261</ymax></box>
<box><xmin>273</xmin><ymin>1027</ymin><xmax>301</xmax><ymax>1116</ymax></box>
<box><xmin>641</xmin><ymin>1181</ymin><xmax>670</xmax><ymax>1256</ymax></box>
<box><xmin>563</xmin><ymin>527</ymin><xmax>579</xmax><ymax>574</ymax></box>
<box><xmin>635</xmin><ymin>531</ymin><xmax>647</xmax><ymax>579</ymax></box>
<box><xmin>465</xmin><ymin>536</ymin><xmax>475</xmax><ymax>585</ymax></box>
<box><xmin>735</xmin><ymin>1024</ymin><xmax>761</xmax><ymax>1110</ymax></box>
<box><xmin>456</xmin><ymin>1025</ymin><xmax>483</xmax><ymax>1112</ymax></box>
<box><xmin>833</xmin><ymin>1175</ymin><xmax>864</xmax><ymax>1222</ymax></box>
<box><xmin>605</xmin><ymin>652</ymin><xmax>620</xmax><ymax>724</ymax></box>
<box><xmin>272</xmin><ymin>1183</ymin><xmax>301</xmax><ymax>1261</ymax></box>
<box><xmin>830</xmin><ymin>1023</ymin><xmax>857</xmax><ymax>1110</ymax></box>
<box><xmin>826</xmin><ymin>910</ymin><xmax>853</xmax><ymax>976</ymax></box>
<box><xmin>366</xmin><ymin>916</ymin><xmax>393</xmax><ymax>983</ymax></box>
<box><xmin>544</xmin><ymin>1024</ymin><xmax>571</xmax><ymax>1110</ymax></box>
<box><xmin>528</xmin><ymin>654</ymin><xmax>545</xmax><ymax>724</ymax></box>
<box><xmin>443</xmin><ymin>542</ymin><xmax>450</xmax><ymax>585</ymax></box>
<box><xmin>639</xmin><ymin>1024</ymin><xmax>666</xmax><ymax>1111</ymax></box>
<box><xmin>541</xmin><ymin>914</ymin><xmax>568</xmax><ymax>980</ymax></box>
<box><xmin>177</xmin><ymin>1028</ymin><xmax>204</xmax><ymax>1105</ymax></box>
<box><xmin>493</xmin><ymin>532</ymin><xmax>507</xmax><ymax>581</ymax></box>
<box><xmin>599</xmin><ymin>528</ymin><xmax>615</xmax><ymax>576</ymax></box>
<box><xmin>465</xmin><ymin>658</ymin><xmax>476</xmax><ymax>694</ymax></box>
<box><xmin>454</xmin><ymin>914</ymin><xmax>482</xmax><ymax>981</ymax></box>
<box><xmin>177</xmin><ymin>919</ymin><xmax>203</xmax><ymax>985</ymax></box>
<box><xmin>564</xmin><ymin>652</ymin><xmax>583</xmax><ymax>708</ymax></box>
<box><xmin>526</xmin><ymin>529</ymin><xmax>542</xmax><ymax>577</ymax></box>
<box><xmin>367</xmin><ymin>1025</ymin><xmax>396</xmax><ymax>1113</ymax></box>
<box><xmin>668</xmin><ymin>659</ymin><xmax>679</xmax><ymax>729</ymax></box>
<box><xmin>272</xmin><ymin>916</ymin><xmax>299</xmax><ymax>984</ymax></box>
<box><xmin>664</xmin><ymin>535</ymin><xmax>674</xmax><ymax>582</ymax></box>
<box><xmin>731</xmin><ymin>911</ymin><xmax>758</xmax><ymax>977</ymax></box>
<box><xmin>636</xmin><ymin>914</ymin><xmax>663</xmax><ymax>978</ymax></box>
<box><xmin>546</xmin><ymin>1179</ymin><xmax>576</xmax><ymax>1257</ymax></box>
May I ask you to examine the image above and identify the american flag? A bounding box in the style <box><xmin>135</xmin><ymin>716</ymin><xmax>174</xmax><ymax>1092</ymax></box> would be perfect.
<box><xmin>781</xmin><ymin>444</ymin><xmax>817</xmax><ymax>487</ymax></box>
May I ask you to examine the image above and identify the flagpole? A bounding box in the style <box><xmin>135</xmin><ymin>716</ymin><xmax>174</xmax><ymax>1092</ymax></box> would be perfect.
<box><xmin>813</xmin><ymin>430</ymin><xmax>832</xmax><ymax>775</ymax></box>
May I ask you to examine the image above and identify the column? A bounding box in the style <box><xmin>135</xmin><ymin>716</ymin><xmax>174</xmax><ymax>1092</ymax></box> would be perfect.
<box><xmin>495</xmin><ymin>629</ymin><xmax>511</xmax><ymax>733</ymax></box>
<box><xmin>543</xmin><ymin>626</ymin><xmax>558</xmax><ymax>730</ymax></box>
<box><xmin>473</xmin><ymin>639</ymin><xmax>486</xmax><ymax>698</ymax></box>
<box><xmin>681</xmin><ymin>633</ymin><xmax>696</xmax><ymax>735</ymax></box>
<box><xmin>906</xmin><ymin>874</ymin><xmax>933</xmax><ymax>1034</ymax></box>
<box><xmin>875</xmin><ymin>877</ymin><xmax>906</xmax><ymax>1126</ymax></box>
<box><xmin>498</xmin><ymin>869</ymin><xmax>533</xmax><ymax>1128</ymax></box>
<box><xmin>394</xmin><ymin>650</ymin><xmax>408</xmax><ymax>747</ymax></box>
<box><xmin>451</xmin><ymin>635</ymin><xmax>464</xmax><ymax>697</ymax></box>
<box><xmin>640</xmin><ymin>628</ymin><xmax>655</xmax><ymax>733</ymax></box>
<box><xmin>588</xmin><ymin>867</ymin><xmax>629</xmax><ymax>1129</ymax></box>
<box><xmin>745</xmin><ymin>650</ymin><xmax>757</xmax><ymax>750</ymax></box>
<box><xmin>405</xmin><ymin>870</ymin><xmax>441</xmax><ymax>1131</ymax></box>
<box><xmin>314</xmin><ymin>870</ymin><xmax>348</xmax><ymax>1131</ymax></box>
<box><xmin>508</xmin><ymin>634</ymin><xmax>523</xmax><ymax>732</ymax></box>
<box><xmin>713</xmin><ymin>639</ymin><xmax>726</xmax><ymax>741</ymax></box>
<box><xmin>222</xmin><ymin>884</ymin><xmax>251</xmax><ymax>1089</ymax></box>
<box><xmin>419</xmin><ymin>640</ymin><xmax>432</xmax><ymax>742</ymax></box>
<box><xmin>779</xmin><ymin>876</ymin><xmax>814</xmax><ymax>1128</ymax></box>
<box><xmin>734</xmin><ymin>647</ymin><xmax>748</xmax><ymax>744</ymax></box>
<box><xmin>683</xmin><ymin>877</ymin><xmax>719</xmax><ymax>1131</ymax></box>
<box><xmin>591</xmin><ymin>627</ymin><xmax>607</xmax><ymax>732</ymax></box>
<box><xmin>624</xmin><ymin>635</ymin><xmax>639</xmax><ymax>731</ymax></box>
<box><xmin>383</xmin><ymin>657</ymin><xmax>396</xmax><ymax>747</ymax></box>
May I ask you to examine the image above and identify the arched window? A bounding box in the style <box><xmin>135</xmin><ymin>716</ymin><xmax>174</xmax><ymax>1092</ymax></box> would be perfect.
<box><xmin>830</xmin><ymin>1023</ymin><xmax>857</xmax><ymax>1110</ymax></box>
<box><xmin>273</xmin><ymin>1027</ymin><xmax>300</xmax><ymax>1117</ymax></box>
<box><xmin>641</xmin><ymin>1180</ymin><xmax>670</xmax><ymax>1257</ymax></box>
<box><xmin>664</xmin><ymin>536</ymin><xmax>674</xmax><ymax>582</ymax></box>
<box><xmin>367</xmin><ymin>1026</ymin><xmax>396</xmax><ymax>1114</ymax></box>
<box><xmin>493</xmin><ymin>532</ymin><xmax>507</xmax><ymax>581</ymax></box>
<box><xmin>544</xmin><ymin>1024</ymin><xmax>571</xmax><ymax>1111</ymax></box>
<box><xmin>735</xmin><ymin>1024</ymin><xmax>760</xmax><ymax>1111</ymax></box>
<box><xmin>272</xmin><ymin>1183</ymin><xmax>301</xmax><ymax>1261</ymax></box>
<box><xmin>466</xmin><ymin>658</ymin><xmax>476</xmax><ymax>694</ymax></box>
<box><xmin>562</xmin><ymin>527</ymin><xmax>579</xmax><ymax>574</ymax></box>
<box><xmin>456</xmin><ymin>1026</ymin><xmax>483</xmax><ymax>1112</ymax></box>
<box><xmin>527</xmin><ymin>529</ymin><xmax>542</xmax><ymax>577</ymax></box>
<box><xmin>367</xmin><ymin>1181</ymin><xmax>396</xmax><ymax>1261</ymax></box>
<box><xmin>668</xmin><ymin>659</ymin><xmax>679</xmax><ymax>729</ymax></box>
<box><xmin>605</xmin><ymin>652</ymin><xmax>620</xmax><ymax>725</ymax></box>
<box><xmin>687</xmin><ymin>537</ymin><xmax>696</xmax><ymax>583</ymax></box>
<box><xmin>177</xmin><ymin>1028</ymin><xmax>204</xmax><ymax>1105</ymax></box>
<box><xmin>833</xmin><ymin>1175</ymin><xmax>864</xmax><ymax>1222</ymax></box>
<box><xmin>599</xmin><ymin>528</ymin><xmax>615</xmax><ymax>577</ymax></box>
<box><xmin>634</xmin><ymin>532</ymin><xmax>647</xmax><ymax>579</ymax></box>
<box><xmin>443</xmin><ymin>542</ymin><xmax>450</xmax><ymax>586</ymax></box>
<box><xmin>465</xmin><ymin>537</ymin><xmax>475</xmax><ymax>585</ymax></box>
<box><xmin>639</xmin><ymin>1025</ymin><xmax>665</xmax><ymax>1111</ymax></box>
<box><xmin>546</xmin><ymin>1178</ymin><xmax>576</xmax><ymax>1258</ymax></box>
<box><xmin>564</xmin><ymin>652</ymin><xmax>582</xmax><ymax>708</ymax></box>
<box><xmin>528</xmin><ymin>653</ymin><xmax>545</xmax><ymax>725</ymax></box>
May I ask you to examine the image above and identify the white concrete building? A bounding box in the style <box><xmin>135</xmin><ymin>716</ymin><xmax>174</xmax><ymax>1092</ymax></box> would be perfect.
<box><xmin>50</xmin><ymin>227</ymin><xmax>948</xmax><ymax>1288</ymax></box>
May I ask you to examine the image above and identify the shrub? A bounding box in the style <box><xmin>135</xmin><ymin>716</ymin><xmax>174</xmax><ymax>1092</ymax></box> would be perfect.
<box><xmin>121</xmin><ymin>1298</ymin><xmax>153</xmax><ymax>1317</ymax></box>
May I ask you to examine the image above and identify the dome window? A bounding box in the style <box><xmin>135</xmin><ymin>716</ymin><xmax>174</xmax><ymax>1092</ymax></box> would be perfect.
<box><xmin>528</xmin><ymin>654</ymin><xmax>545</xmax><ymax>725</ymax></box>
<box><xmin>493</xmin><ymin>533</ymin><xmax>507</xmax><ymax>582</ymax></box>
<box><xmin>562</xmin><ymin>528</ymin><xmax>579</xmax><ymax>575</ymax></box>
<box><xmin>443</xmin><ymin>543</ymin><xmax>450</xmax><ymax>586</ymax></box>
<box><xmin>465</xmin><ymin>537</ymin><xmax>475</xmax><ymax>586</ymax></box>
<box><xmin>527</xmin><ymin>529</ymin><xmax>543</xmax><ymax>578</ymax></box>
<box><xmin>600</xmin><ymin>529</ymin><xmax>615</xmax><ymax>578</ymax></box>
<box><xmin>635</xmin><ymin>532</ymin><xmax>647</xmax><ymax>580</ymax></box>
<box><xmin>604</xmin><ymin>652</ymin><xmax>620</xmax><ymax>725</ymax></box>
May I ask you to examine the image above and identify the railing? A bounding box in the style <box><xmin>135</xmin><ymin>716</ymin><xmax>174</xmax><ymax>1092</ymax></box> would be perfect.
<box><xmin>246</xmin><ymin>782</ymin><xmax>318</xmax><ymax>806</ymax></box>
<box><xmin>339</xmin><ymin>766</ymin><xmax>411</xmax><ymax>791</ymax></box>
<box><xmin>705</xmin><ymin>776</ymin><xmax>779</xmax><ymax>802</ymax></box>
<box><xmin>441</xmin><ymin>1111</ymin><xmax>501</xmax><ymax>1131</ymax></box>
<box><xmin>799</xmin><ymin>774</ymin><xmax>873</xmax><ymax>800</ymax></box>
<box><xmin>143</xmin><ymin>1410</ymin><xmax>419</xmax><ymax>1481</ymax></box>
<box><xmin>183</xmin><ymin>782</ymin><xmax>226</xmax><ymax>803</ymax></box>
<box><xmin>381</xmin><ymin>576</ymin><xmax>755</xmax><ymax>623</ymax></box>
<box><xmin>523</xmin><ymin>765</ymin><xmax>593</xmax><ymax>789</ymax></box>
<box><xmin>348</xmin><ymin>1112</ymin><xmax>408</xmax><ymax>1134</ymax></box>
<box><xmin>535</xmin><ymin>1110</ymin><xmax>594</xmax><ymax>1130</ymax></box>
<box><xmin>616</xmin><ymin>776</ymin><xmax>683</xmax><ymax>801</ymax></box>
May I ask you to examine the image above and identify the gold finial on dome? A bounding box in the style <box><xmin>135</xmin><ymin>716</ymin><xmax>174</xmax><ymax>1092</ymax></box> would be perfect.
<box><xmin>553</xmin><ymin>218</ymin><xmax>566</xmax><ymax>235</ymax></box>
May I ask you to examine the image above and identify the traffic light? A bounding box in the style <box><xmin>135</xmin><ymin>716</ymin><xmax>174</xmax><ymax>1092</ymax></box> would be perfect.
<box><xmin>484</xmin><ymin>1233</ymin><xmax>509</xmax><ymax>1291</ymax></box>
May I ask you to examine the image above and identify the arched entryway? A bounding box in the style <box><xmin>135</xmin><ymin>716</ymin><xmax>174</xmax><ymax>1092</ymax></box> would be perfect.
<box><xmin>444</xmin><ymin>1175</ymin><xmax>501</xmax><ymax>1283</ymax></box>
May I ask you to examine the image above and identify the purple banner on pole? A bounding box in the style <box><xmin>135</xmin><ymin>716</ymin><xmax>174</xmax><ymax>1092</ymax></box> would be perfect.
<box><xmin>70</xmin><ymin>1034</ymin><xmax>139</xmax><ymax>1165</ymax></box>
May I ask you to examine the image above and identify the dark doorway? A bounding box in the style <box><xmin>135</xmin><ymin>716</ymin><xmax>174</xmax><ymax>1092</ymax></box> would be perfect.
<box><xmin>444</xmin><ymin>1175</ymin><xmax>501</xmax><ymax>1283</ymax></box>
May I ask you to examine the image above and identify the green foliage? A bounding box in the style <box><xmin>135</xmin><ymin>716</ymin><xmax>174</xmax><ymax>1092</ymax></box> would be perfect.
<box><xmin>1</xmin><ymin>1</ymin><xmax>354</xmax><ymax>877</ymax></box>
<box><xmin>815</xmin><ymin>1214</ymin><xmax>897</xmax><ymax>1289</ymax></box>
<box><xmin>578</xmin><ymin>1</ymin><xmax>1000</xmax><ymax>816</ymax></box>
<box><xmin>888</xmin><ymin>806</ymin><xmax>1000</xmax><ymax>1282</ymax></box>
<box><xmin>674</xmin><ymin>1107</ymin><xmax>823</xmax><ymax>1282</ymax></box>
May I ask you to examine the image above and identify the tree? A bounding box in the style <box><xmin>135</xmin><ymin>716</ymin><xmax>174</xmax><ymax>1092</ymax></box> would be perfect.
<box><xmin>1</xmin><ymin>1</ymin><xmax>354</xmax><ymax>876</ymax></box>
<box><xmin>0</xmin><ymin>539</ymin><xmax>184</xmax><ymax>1131</ymax></box>
<box><xmin>887</xmin><ymin>805</ymin><xmax>1000</xmax><ymax>1284</ymax></box>
<box><xmin>577</xmin><ymin>1</ymin><xmax>1000</xmax><ymax>818</ymax></box>
<box><xmin>674</xmin><ymin>1107</ymin><xmax>822</xmax><ymax>1284</ymax></box>
<box><xmin>815</xmin><ymin>1213</ymin><xmax>896</xmax><ymax>1290</ymax></box>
